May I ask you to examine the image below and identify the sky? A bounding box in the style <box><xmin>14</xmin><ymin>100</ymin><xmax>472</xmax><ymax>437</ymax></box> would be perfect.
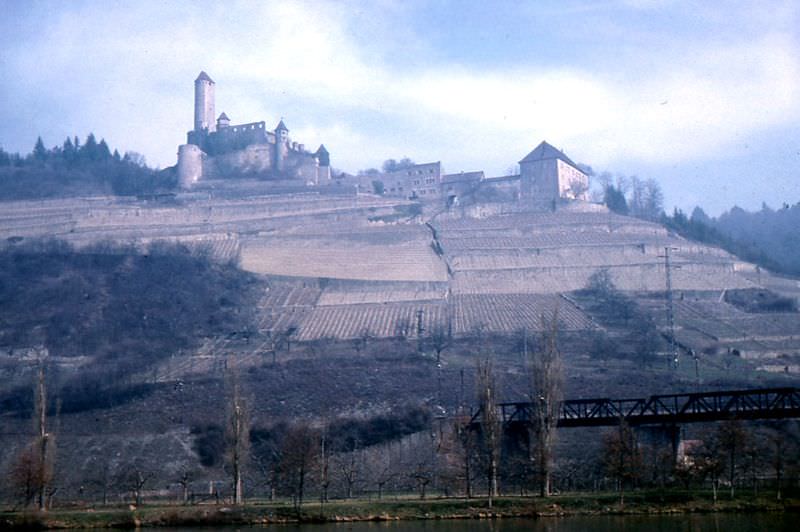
<box><xmin>1</xmin><ymin>0</ymin><xmax>798</xmax><ymax>215</ymax></box>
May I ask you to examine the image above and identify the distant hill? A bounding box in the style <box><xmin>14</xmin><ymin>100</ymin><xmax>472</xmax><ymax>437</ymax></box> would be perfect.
<box><xmin>712</xmin><ymin>203</ymin><xmax>800</xmax><ymax>276</ymax></box>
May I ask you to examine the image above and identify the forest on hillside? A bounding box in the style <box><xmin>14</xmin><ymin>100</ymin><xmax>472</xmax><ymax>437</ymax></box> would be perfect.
<box><xmin>661</xmin><ymin>204</ymin><xmax>800</xmax><ymax>277</ymax></box>
<box><xmin>598</xmin><ymin>173</ymin><xmax>800</xmax><ymax>277</ymax></box>
<box><xmin>0</xmin><ymin>135</ymin><xmax>176</xmax><ymax>199</ymax></box>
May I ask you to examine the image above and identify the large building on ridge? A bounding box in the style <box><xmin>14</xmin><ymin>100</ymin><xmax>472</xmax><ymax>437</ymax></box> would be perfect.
<box><xmin>518</xmin><ymin>141</ymin><xmax>589</xmax><ymax>201</ymax></box>
<box><xmin>177</xmin><ymin>72</ymin><xmax>331</xmax><ymax>188</ymax></box>
<box><xmin>176</xmin><ymin>72</ymin><xmax>589</xmax><ymax>209</ymax></box>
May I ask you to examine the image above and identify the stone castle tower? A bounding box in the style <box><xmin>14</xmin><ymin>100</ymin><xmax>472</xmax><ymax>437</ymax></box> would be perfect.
<box><xmin>177</xmin><ymin>71</ymin><xmax>331</xmax><ymax>188</ymax></box>
<box><xmin>194</xmin><ymin>71</ymin><xmax>216</xmax><ymax>133</ymax></box>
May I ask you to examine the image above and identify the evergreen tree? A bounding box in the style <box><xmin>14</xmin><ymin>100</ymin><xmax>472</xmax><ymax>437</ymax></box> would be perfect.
<box><xmin>97</xmin><ymin>139</ymin><xmax>112</xmax><ymax>161</ymax></box>
<box><xmin>0</xmin><ymin>146</ymin><xmax>10</xmax><ymax>166</ymax></box>
<box><xmin>62</xmin><ymin>137</ymin><xmax>76</xmax><ymax>164</ymax></box>
<box><xmin>33</xmin><ymin>137</ymin><xmax>47</xmax><ymax>162</ymax></box>
<box><xmin>82</xmin><ymin>133</ymin><xmax>98</xmax><ymax>161</ymax></box>
<box><xmin>604</xmin><ymin>185</ymin><xmax>629</xmax><ymax>215</ymax></box>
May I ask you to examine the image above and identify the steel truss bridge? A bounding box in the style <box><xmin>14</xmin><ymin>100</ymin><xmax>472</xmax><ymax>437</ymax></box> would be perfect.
<box><xmin>470</xmin><ymin>387</ymin><xmax>800</xmax><ymax>429</ymax></box>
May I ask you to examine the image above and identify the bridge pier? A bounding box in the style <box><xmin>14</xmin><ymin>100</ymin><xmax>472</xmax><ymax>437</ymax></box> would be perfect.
<box><xmin>636</xmin><ymin>424</ymin><xmax>682</xmax><ymax>463</ymax></box>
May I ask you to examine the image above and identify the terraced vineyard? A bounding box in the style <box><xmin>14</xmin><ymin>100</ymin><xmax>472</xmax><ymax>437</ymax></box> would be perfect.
<box><xmin>634</xmin><ymin>295</ymin><xmax>800</xmax><ymax>365</ymax></box>
<box><xmin>2</xmin><ymin>188</ymin><xmax>796</xmax><ymax>367</ymax></box>
<box><xmin>433</xmin><ymin>210</ymin><xmax>756</xmax><ymax>294</ymax></box>
<box><xmin>317</xmin><ymin>288</ymin><xmax>446</xmax><ymax>306</ymax></box>
<box><xmin>294</xmin><ymin>301</ymin><xmax>448</xmax><ymax>341</ymax></box>
<box><xmin>452</xmin><ymin>294</ymin><xmax>594</xmax><ymax>334</ymax></box>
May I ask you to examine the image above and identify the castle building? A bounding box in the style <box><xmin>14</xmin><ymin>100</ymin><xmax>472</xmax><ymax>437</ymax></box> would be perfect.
<box><xmin>382</xmin><ymin>162</ymin><xmax>443</xmax><ymax>199</ymax></box>
<box><xmin>518</xmin><ymin>141</ymin><xmax>589</xmax><ymax>201</ymax></box>
<box><xmin>335</xmin><ymin>140</ymin><xmax>587</xmax><ymax>210</ymax></box>
<box><xmin>337</xmin><ymin>161</ymin><xmax>444</xmax><ymax>199</ymax></box>
<box><xmin>177</xmin><ymin>72</ymin><xmax>331</xmax><ymax>188</ymax></box>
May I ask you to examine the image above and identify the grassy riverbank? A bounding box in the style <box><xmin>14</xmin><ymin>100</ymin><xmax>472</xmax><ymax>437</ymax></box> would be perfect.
<box><xmin>3</xmin><ymin>491</ymin><xmax>799</xmax><ymax>529</ymax></box>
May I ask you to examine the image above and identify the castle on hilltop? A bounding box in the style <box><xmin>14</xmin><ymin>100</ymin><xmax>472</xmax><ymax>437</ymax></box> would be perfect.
<box><xmin>177</xmin><ymin>71</ymin><xmax>330</xmax><ymax>188</ymax></box>
<box><xmin>175</xmin><ymin>72</ymin><xmax>589</xmax><ymax>209</ymax></box>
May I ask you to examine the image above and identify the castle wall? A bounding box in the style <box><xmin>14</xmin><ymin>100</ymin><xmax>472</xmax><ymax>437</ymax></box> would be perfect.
<box><xmin>285</xmin><ymin>150</ymin><xmax>320</xmax><ymax>185</ymax></box>
<box><xmin>212</xmin><ymin>143</ymin><xmax>274</xmax><ymax>177</ymax></box>
<box><xmin>317</xmin><ymin>165</ymin><xmax>331</xmax><ymax>182</ymax></box>
<box><xmin>520</xmin><ymin>159</ymin><xmax>558</xmax><ymax>200</ymax></box>
<box><xmin>205</xmin><ymin>122</ymin><xmax>271</xmax><ymax>155</ymax></box>
<box><xmin>177</xmin><ymin>144</ymin><xmax>204</xmax><ymax>188</ymax></box>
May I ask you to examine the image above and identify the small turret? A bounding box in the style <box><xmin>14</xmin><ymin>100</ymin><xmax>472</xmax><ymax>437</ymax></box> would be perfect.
<box><xmin>315</xmin><ymin>144</ymin><xmax>330</xmax><ymax>167</ymax></box>
<box><xmin>274</xmin><ymin>119</ymin><xmax>289</xmax><ymax>173</ymax></box>
<box><xmin>217</xmin><ymin>112</ymin><xmax>230</xmax><ymax>129</ymax></box>
<box><xmin>275</xmin><ymin>119</ymin><xmax>289</xmax><ymax>143</ymax></box>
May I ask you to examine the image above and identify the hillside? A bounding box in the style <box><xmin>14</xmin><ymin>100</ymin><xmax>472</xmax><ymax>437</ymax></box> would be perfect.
<box><xmin>0</xmin><ymin>188</ymin><xmax>798</xmax><ymax>504</ymax></box>
<box><xmin>0</xmin><ymin>240</ymin><xmax>260</xmax><ymax>413</ymax></box>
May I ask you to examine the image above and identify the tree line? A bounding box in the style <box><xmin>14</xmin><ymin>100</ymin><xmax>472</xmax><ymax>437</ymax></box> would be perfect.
<box><xmin>0</xmin><ymin>134</ymin><xmax>176</xmax><ymax>199</ymax></box>
<box><xmin>593</xmin><ymin>170</ymin><xmax>800</xmax><ymax>278</ymax></box>
<box><xmin>664</xmin><ymin>204</ymin><xmax>800</xmax><ymax>277</ymax></box>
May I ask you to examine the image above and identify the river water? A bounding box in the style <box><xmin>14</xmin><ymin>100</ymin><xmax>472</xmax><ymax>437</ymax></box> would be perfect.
<box><xmin>136</xmin><ymin>513</ymin><xmax>793</xmax><ymax>531</ymax></box>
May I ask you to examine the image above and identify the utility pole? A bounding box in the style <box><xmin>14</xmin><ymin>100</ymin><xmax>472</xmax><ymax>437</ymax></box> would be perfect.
<box><xmin>662</xmin><ymin>247</ymin><xmax>679</xmax><ymax>369</ymax></box>
<box><xmin>416</xmin><ymin>309</ymin><xmax>425</xmax><ymax>353</ymax></box>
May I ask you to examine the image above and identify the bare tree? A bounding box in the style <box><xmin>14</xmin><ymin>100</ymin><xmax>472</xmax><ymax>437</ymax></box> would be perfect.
<box><xmin>85</xmin><ymin>458</ymin><xmax>113</xmax><ymax>505</ymax></box>
<box><xmin>764</xmin><ymin>423</ymin><xmax>800</xmax><ymax>501</ymax></box>
<box><xmin>34</xmin><ymin>362</ymin><xmax>54</xmax><ymax>511</ymax></box>
<box><xmin>476</xmin><ymin>357</ymin><xmax>500</xmax><ymax>506</ymax></box>
<box><xmin>412</xmin><ymin>466</ymin><xmax>433</xmax><ymax>499</ymax></box>
<box><xmin>226</xmin><ymin>370</ymin><xmax>249</xmax><ymax>505</ymax></box>
<box><xmin>118</xmin><ymin>464</ymin><xmax>153</xmax><ymax>506</ymax></box>
<box><xmin>428</xmin><ymin>325</ymin><xmax>451</xmax><ymax>364</ymax></box>
<box><xmin>602</xmin><ymin>421</ymin><xmax>642</xmax><ymax>506</ymax></box>
<box><xmin>438</xmin><ymin>420</ymin><xmax>478</xmax><ymax>498</ymax></box>
<box><xmin>250</xmin><ymin>424</ymin><xmax>284</xmax><ymax>501</ymax></box>
<box><xmin>278</xmin><ymin>424</ymin><xmax>319</xmax><ymax>511</ymax></box>
<box><xmin>642</xmin><ymin>178</ymin><xmax>664</xmax><ymax>220</ymax></box>
<box><xmin>691</xmin><ymin>429</ymin><xmax>725</xmax><ymax>504</ymax></box>
<box><xmin>567</xmin><ymin>179</ymin><xmax>589</xmax><ymax>200</ymax></box>
<box><xmin>318</xmin><ymin>423</ymin><xmax>331</xmax><ymax>507</ymax></box>
<box><xmin>458</xmin><ymin>422</ymin><xmax>480</xmax><ymax>498</ymax></box>
<box><xmin>336</xmin><ymin>450</ymin><xmax>362</xmax><ymax>499</ymax></box>
<box><xmin>11</xmin><ymin>361</ymin><xmax>56</xmax><ymax>510</ymax></box>
<box><xmin>177</xmin><ymin>470</ymin><xmax>192</xmax><ymax>505</ymax></box>
<box><xmin>528</xmin><ymin>311</ymin><xmax>563</xmax><ymax>497</ymax></box>
<box><xmin>365</xmin><ymin>446</ymin><xmax>396</xmax><ymax>499</ymax></box>
<box><xmin>716</xmin><ymin>418</ymin><xmax>749</xmax><ymax>499</ymax></box>
<box><xmin>10</xmin><ymin>445</ymin><xmax>41</xmax><ymax>508</ymax></box>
